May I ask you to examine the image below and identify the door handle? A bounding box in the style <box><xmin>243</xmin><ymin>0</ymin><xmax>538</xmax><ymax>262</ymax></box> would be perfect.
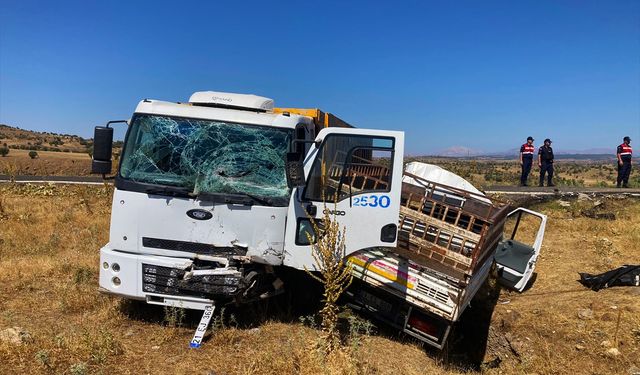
<box><xmin>380</xmin><ymin>224</ymin><xmax>397</xmax><ymax>243</ymax></box>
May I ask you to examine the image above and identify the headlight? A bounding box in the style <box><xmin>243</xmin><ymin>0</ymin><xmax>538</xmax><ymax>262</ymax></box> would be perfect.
<box><xmin>112</xmin><ymin>263</ymin><xmax>120</xmax><ymax>272</ymax></box>
<box><xmin>112</xmin><ymin>277</ymin><xmax>121</xmax><ymax>287</ymax></box>
<box><xmin>102</xmin><ymin>262</ymin><xmax>109</xmax><ymax>270</ymax></box>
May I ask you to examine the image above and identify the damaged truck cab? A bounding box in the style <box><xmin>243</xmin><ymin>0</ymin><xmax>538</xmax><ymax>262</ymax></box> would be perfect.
<box><xmin>95</xmin><ymin>91</ymin><xmax>404</xmax><ymax>310</ymax></box>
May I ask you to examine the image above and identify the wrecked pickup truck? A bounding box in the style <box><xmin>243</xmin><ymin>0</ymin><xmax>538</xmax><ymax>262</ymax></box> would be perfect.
<box><xmin>91</xmin><ymin>91</ymin><xmax>546</xmax><ymax>349</ymax></box>
<box><xmin>346</xmin><ymin>162</ymin><xmax>547</xmax><ymax>348</ymax></box>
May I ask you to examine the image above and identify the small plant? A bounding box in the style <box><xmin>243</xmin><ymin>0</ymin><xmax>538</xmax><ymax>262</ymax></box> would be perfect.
<box><xmin>69</xmin><ymin>362</ymin><xmax>88</xmax><ymax>375</ymax></box>
<box><xmin>0</xmin><ymin>197</ymin><xmax>7</xmax><ymax>221</ymax></box>
<box><xmin>82</xmin><ymin>328</ymin><xmax>122</xmax><ymax>365</ymax></box>
<box><xmin>0</xmin><ymin>145</ymin><xmax>8</xmax><ymax>157</ymax></box>
<box><xmin>28</xmin><ymin>150</ymin><xmax>38</xmax><ymax>159</ymax></box>
<box><xmin>35</xmin><ymin>350</ymin><xmax>50</xmax><ymax>367</ymax></box>
<box><xmin>73</xmin><ymin>266</ymin><xmax>94</xmax><ymax>284</ymax></box>
<box><xmin>163</xmin><ymin>306</ymin><xmax>186</xmax><ymax>328</ymax></box>
<box><xmin>347</xmin><ymin>314</ymin><xmax>373</xmax><ymax>351</ymax></box>
<box><xmin>304</xmin><ymin>203</ymin><xmax>353</xmax><ymax>352</ymax></box>
<box><xmin>54</xmin><ymin>334</ymin><xmax>66</xmax><ymax>348</ymax></box>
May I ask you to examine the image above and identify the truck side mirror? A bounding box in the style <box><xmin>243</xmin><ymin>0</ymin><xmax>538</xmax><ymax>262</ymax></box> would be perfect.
<box><xmin>91</xmin><ymin>126</ymin><xmax>114</xmax><ymax>175</ymax></box>
<box><xmin>285</xmin><ymin>152</ymin><xmax>305</xmax><ymax>188</ymax></box>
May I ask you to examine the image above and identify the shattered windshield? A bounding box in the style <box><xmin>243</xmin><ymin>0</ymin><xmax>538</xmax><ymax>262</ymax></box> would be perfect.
<box><xmin>120</xmin><ymin>114</ymin><xmax>293</xmax><ymax>204</ymax></box>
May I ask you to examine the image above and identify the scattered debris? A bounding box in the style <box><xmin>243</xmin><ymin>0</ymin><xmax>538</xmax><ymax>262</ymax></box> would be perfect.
<box><xmin>628</xmin><ymin>365</ymin><xmax>640</xmax><ymax>375</ymax></box>
<box><xmin>581</xmin><ymin>209</ymin><xmax>616</xmax><ymax>220</ymax></box>
<box><xmin>605</xmin><ymin>347</ymin><xmax>621</xmax><ymax>357</ymax></box>
<box><xmin>600</xmin><ymin>340</ymin><xmax>612</xmax><ymax>348</ymax></box>
<box><xmin>575</xmin><ymin>344</ymin><xmax>586</xmax><ymax>351</ymax></box>
<box><xmin>151</xmin><ymin>345</ymin><xmax>160</xmax><ymax>350</ymax></box>
<box><xmin>577</xmin><ymin>193</ymin><xmax>591</xmax><ymax>202</ymax></box>
<box><xmin>0</xmin><ymin>327</ymin><xmax>32</xmax><ymax>345</ymax></box>
<box><xmin>557</xmin><ymin>200</ymin><xmax>572</xmax><ymax>207</ymax></box>
<box><xmin>579</xmin><ymin>265</ymin><xmax>640</xmax><ymax>291</ymax></box>
<box><xmin>577</xmin><ymin>308</ymin><xmax>594</xmax><ymax>320</ymax></box>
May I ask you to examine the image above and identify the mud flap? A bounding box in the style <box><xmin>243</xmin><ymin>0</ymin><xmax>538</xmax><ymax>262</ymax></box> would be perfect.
<box><xmin>495</xmin><ymin>208</ymin><xmax>547</xmax><ymax>292</ymax></box>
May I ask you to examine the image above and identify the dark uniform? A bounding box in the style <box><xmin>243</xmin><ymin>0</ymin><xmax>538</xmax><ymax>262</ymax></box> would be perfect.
<box><xmin>538</xmin><ymin>140</ymin><xmax>554</xmax><ymax>187</ymax></box>
<box><xmin>519</xmin><ymin>138</ymin><xmax>535</xmax><ymax>186</ymax></box>
<box><xmin>616</xmin><ymin>137</ymin><xmax>632</xmax><ymax>188</ymax></box>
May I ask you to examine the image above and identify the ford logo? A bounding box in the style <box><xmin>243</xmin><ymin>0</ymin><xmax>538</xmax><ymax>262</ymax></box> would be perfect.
<box><xmin>186</xmin><ymin>209</ymin><xmax>213</xmax><ymax>220</ymax></box>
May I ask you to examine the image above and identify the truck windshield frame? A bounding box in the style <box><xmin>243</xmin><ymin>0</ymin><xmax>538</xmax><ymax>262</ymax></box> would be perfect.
<box><xmin>116</xmin><ymin>113</ymin><xmax>294</xmax><ymax>206</ymax></box>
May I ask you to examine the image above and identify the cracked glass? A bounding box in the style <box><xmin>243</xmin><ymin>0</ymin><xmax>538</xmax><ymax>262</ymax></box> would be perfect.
<box><xmin>120</xmin><ymin>114</ymin><xmax>293</xmax><ymax>204</ymax></box>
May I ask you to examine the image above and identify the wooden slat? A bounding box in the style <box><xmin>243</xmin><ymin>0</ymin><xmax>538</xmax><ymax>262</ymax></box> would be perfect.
<box><xmin>400</xmin><ymin>206</ymin><xmax>482</xmax><ymax>243</ymax></box>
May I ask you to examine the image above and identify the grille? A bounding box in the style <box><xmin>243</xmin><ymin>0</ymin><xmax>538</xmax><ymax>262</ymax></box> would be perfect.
<box><xmin>142</xmin><ymin>237</ymin><xmax>244</xmax><ymax>256</ymax></box>
<box><xmin>141</xmin><ymin>264</ymin><xmax>242</xmax><ymax>298</ymax></box>
<box><xmin>415</xmin><ymin>282</ymin><xmax>450</xmax><ymax>305</ymax></box>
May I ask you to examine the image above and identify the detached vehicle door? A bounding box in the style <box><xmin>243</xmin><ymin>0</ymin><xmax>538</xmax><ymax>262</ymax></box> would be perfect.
<box><xmin>495</xmin><ymin>207</ymin><xmax>547</xmax><ymax>292</ymax></box>
<box><xmin>283</xmin><ymin>128</ymin><xmax>404</xmax><ymax>271</ymax></box>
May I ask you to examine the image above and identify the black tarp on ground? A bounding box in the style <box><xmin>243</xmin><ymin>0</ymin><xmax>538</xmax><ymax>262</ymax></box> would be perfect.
<box><xmin>579</xmin><ymin>265</ymin><xmax>640</xmax><ymax>291</ymax></box>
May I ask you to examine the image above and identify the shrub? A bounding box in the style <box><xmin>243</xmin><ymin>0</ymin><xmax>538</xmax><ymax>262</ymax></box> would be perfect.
<box><xmin>304</xmin><ymin>203</ymin><xmax>353</xmax><ymax>352</ymax></box>
<box><xmin>0</xmin><ymin>146</ymin><xmax>9</xmax><ymax>157</ymax></box>
<box><xmin>69</xmin><ymin>362</ymin><xmax>87</xmax><ymax>375</ymax></box>
<box><xmin>28</xmin><ymin>151</ymin><xmax>38</xmax><ymax>159</ymax></box>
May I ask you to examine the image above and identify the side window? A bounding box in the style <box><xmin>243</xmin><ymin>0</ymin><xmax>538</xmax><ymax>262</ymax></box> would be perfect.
<box><xmin>295</xmin><ymin>125</ymin><xmax>306</xmax><ymax>155</ymax></box>
<box><xmin>304</xmin><ymin>134</ymin><xmax>394</xmax><ymax>202</ymax></box>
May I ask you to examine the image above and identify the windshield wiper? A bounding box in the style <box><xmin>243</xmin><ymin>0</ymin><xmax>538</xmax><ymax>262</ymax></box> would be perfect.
<box><xmin>242</xmin><ymin>192</ymin><xmax>274</xmax><ymax>206</ymax></box>
<box><xmin>196</xmin><ymin>192</ymin><xmax>274</xmax><ymax>206</ymax></box>
<box><xmin>144</xmin><ymin>186</ymin><xmax>193</xmax><ymax>198</ymax></box>
<box><xmin>197</xmin><ymin>192</ymin><xmax>253</xmax><ymax>206</ymax></box>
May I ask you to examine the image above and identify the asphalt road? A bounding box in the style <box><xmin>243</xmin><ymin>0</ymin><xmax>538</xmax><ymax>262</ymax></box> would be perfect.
<box><xmin>484</xmin><ymin>185</ymin><xmax>640</xmax><ymax>195</ymax></box>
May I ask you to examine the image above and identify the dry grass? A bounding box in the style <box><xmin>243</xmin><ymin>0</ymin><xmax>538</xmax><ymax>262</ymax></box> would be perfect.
<box><xmin>0</xmin><ymin>184</ymin><xmax>639</xmax><ymax>374</ymax></box>
<box><xmin>1</xmin><ymin>150</ymin><xmax>91</xmax><ymax>176</ymax></box>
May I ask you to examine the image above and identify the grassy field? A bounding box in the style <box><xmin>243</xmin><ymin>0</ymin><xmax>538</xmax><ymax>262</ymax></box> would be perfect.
<box><xmin>0</xmin><ymin>149</ymin><xmax>92</xmax><ymax>177</ymax></box>
<box><xmin>0</xmin><ymin>184</ymin><xmax>639</xmax><ymax>374</ymax></box>
<box><xmin>406</xmin><ymin>157</ymin><xmax>638</xmax><ymax>188</ymax></box>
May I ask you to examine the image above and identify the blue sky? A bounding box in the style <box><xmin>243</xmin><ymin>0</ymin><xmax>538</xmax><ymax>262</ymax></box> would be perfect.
<box><xmin>1</xmin><ymin>0</ymin><xmax>638</xmax><ymax>155</ymax></box>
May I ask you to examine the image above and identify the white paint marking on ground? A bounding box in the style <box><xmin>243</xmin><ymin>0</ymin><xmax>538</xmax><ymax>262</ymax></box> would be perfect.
<box><xmin>0</xmin><ymin>180</ymin><xmax>107</xmax><ymax>185</ymax></box>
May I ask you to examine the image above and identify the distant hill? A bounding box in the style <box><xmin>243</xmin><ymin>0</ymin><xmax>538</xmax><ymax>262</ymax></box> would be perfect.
<box><xmin>0</xmin><ymin>124</ymin><xmax>92</xmax><ymax>153</ymax></box>
<box><xmin>433</xmin><ymin>146</ymin><xmax>484</xmax><ymax>157</ymax></box>
<box><xmin>431</xmin><ymin>144</ymin><xmax>617</xmax><ymax>161</ymax></box>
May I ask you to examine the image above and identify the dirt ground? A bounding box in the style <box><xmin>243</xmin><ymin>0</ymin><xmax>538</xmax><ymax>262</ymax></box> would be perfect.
<box><xmin>0</xmin><ymin>184</ymin><xmax>639</xmax><ymax>374</ymax></box>
<box><xmin>0</xmin><ymin>150</ymin><xmax>92</xmax><ymax>176</ymax></box>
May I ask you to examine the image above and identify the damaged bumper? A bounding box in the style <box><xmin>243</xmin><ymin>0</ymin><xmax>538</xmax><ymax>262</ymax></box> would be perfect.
<box><xmin>99</xmin><ymin>245</ymin><xmax>238</xmax><ymax>310</ymax></box>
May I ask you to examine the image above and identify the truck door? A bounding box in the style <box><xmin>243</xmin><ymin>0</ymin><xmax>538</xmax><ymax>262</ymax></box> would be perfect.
<box><xmin>495</xmin><ymin>208</ymin><xmax>547</xmax><ymax>292</ymax></box>
<box><xmin>283</xmin><ymin>128</ymin><xmax>404</xmax><ymax>271</ymax></box>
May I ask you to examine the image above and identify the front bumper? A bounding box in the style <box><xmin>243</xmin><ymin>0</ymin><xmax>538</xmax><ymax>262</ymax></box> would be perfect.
<box><xmin>99</xmin><ymin>245</ymin><xmax>215</xmax><ymax>310</ymax></box>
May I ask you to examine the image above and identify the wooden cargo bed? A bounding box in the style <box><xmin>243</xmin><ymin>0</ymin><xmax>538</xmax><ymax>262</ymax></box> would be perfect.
<box><xmin>396</xmin><ymin>172</ymin><xmax>511</xmax><ymax>285</ymax></box>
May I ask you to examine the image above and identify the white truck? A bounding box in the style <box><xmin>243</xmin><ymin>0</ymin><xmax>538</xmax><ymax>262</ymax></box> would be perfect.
<box><xmin>92</xmin><ymin>91</ymin><xmax>546</xmax><ymax>349</ymax></box>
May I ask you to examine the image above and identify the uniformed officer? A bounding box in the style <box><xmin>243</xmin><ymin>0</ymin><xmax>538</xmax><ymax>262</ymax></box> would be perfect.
<box><xmin>519</xmin><ymin>136</ymin><xmax>535</xmax><ymax>186</ymax></box>
<box><xmin>538</xmin><ymin>138</ymin><xmax>555</xmax><ymax>187</ymax></box>
<box><xmin>616</xmin><ymin>136</ymin><xmax>632</xmax><ymax>188</ymax></box>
